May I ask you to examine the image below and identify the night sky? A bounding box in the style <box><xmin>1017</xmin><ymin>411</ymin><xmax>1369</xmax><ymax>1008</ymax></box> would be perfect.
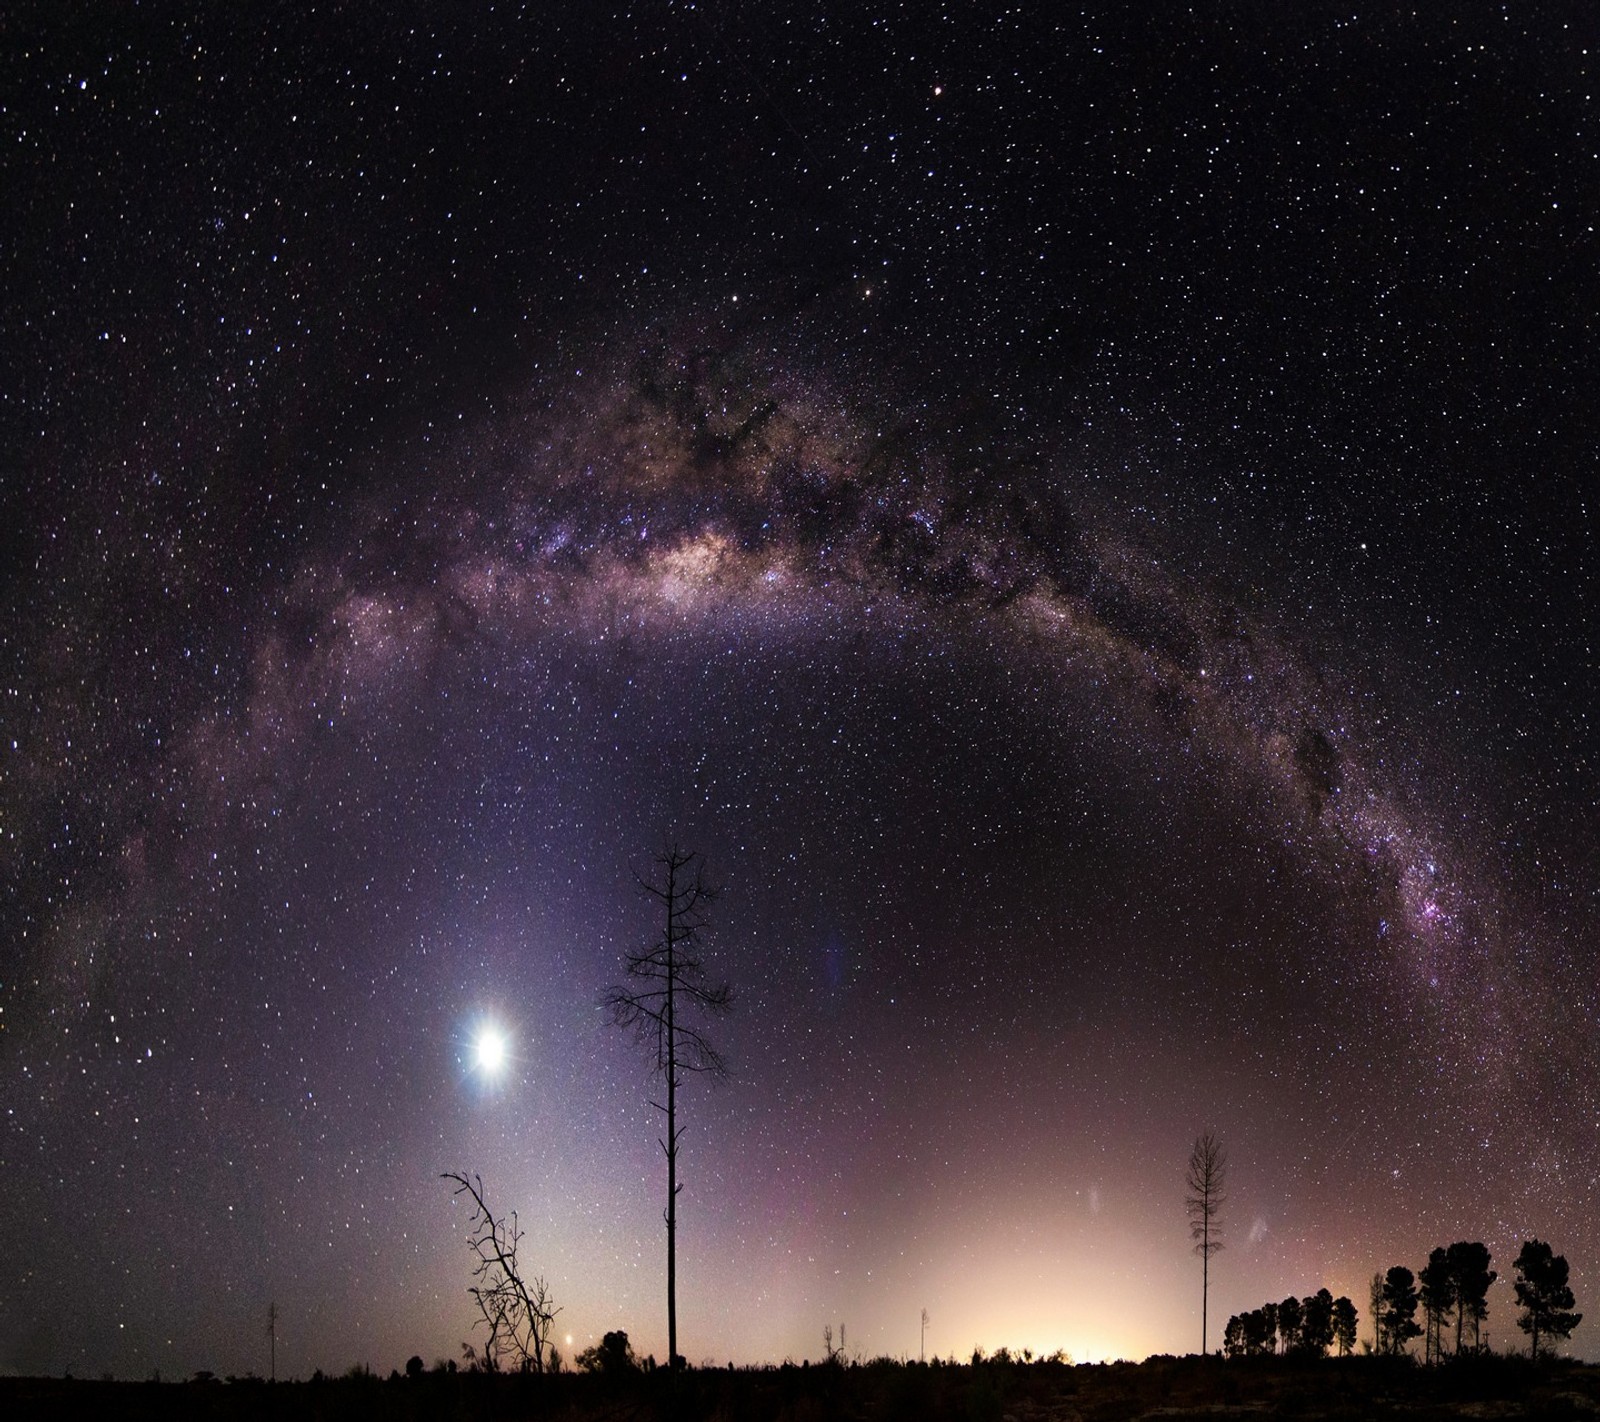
<box><xmin>3</xmin><ymin>0</ymin><xmax>1597</xmax><ymax>1381</ymax></box>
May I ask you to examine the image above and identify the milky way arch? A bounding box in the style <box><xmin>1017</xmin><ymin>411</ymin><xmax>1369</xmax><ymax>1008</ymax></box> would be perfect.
<box><xmin>5</xmin><ymin>314</ymin><xmax>1588</xmax><ymax>1375</ymax></box>
<box><xmin>19</xmin><ymin>316</ymin><xmax>1524</xmax><ymax>1050</ymax></box>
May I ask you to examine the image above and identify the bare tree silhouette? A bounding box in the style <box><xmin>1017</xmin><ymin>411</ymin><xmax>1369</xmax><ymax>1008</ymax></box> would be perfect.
<box><xmin>1185</xmin><ymin>1130</ymin><xmax>1228</xmax><ymax>1354</ymax></box>
<box><xmin>604</xmin><ymin>844</ymin><xmax>733</xmax><ymax>1370</ymax></box>
<box><xmin>443</xmin><ymin>1171</ymin><xmax>560</xmax><ymax>1372</ymax></box>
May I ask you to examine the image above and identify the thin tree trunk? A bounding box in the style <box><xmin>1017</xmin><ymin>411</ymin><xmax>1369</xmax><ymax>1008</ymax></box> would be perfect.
<box><xmin>605</xmin><ymin>844</ymin><xmax>731</xmax><ymax>1379</ymax></box>
<box><xmin>666</xmin><ymin>868</ymin><xmax>679</xmax><ymax>1370</ymax></box>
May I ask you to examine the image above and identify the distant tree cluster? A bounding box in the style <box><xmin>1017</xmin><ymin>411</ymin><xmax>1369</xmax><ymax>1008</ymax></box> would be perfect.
<box><xmin>1367</xmin><ymin>1240</ymin><xmax>1579</xmax><ymax>1362</ymax></box>
<box><xmin>1204</xmin><ymin>1162</ymin><xmax>1584</xmax><ymax>1372</ymax></box>
<box><xmin>1223</xmin><ymin>1288</ymin><xmax>1357</xmax><ymax>1358</ymax></box>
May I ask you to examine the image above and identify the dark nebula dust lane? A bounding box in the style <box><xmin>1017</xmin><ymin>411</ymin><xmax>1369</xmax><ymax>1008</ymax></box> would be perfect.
<box><xmin>2</xmin><ymin>2</ymin><xmax>1597</xmax><ymax>1380</ymax></box>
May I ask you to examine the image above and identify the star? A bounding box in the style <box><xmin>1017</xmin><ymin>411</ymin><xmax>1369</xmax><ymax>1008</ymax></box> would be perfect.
<box><xmin>473</xmin><ymin>1026</ymin><xmax>508</xmax><ymax>1078</ymax></box>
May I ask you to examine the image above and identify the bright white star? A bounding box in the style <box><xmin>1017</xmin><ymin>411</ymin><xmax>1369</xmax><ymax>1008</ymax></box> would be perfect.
<box><xmin>474</xmin><ymin>1026</ymin><xmax>507</xmax><ymax>1076</ymax></box>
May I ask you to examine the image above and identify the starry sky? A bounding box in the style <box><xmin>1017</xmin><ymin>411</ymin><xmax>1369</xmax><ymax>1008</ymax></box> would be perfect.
<box><xmin>2</xmin><ymin>0</ymin><xmax>1597</xmax><ymax>1381</ymax></box>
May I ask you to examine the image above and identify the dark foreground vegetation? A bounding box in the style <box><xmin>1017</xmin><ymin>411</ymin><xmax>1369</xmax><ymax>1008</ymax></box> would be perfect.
<box><xmin>8</xmin><ymin>1352</ymin><xmax>1600</xmax><ymax>1422</ymax></box>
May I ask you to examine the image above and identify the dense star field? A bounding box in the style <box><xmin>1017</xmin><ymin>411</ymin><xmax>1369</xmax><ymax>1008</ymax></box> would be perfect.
<box><xmin>2</xmin><ymin>1</ymin><xmax>1596</xmax><ymax>1381</ymax></box>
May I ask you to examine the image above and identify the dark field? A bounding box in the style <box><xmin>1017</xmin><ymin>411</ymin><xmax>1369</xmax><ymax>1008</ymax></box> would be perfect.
<box><xmin>7</xmin><ymin>1353</ymin><xmax>1600</xmax><ymax>1422</ymax></box>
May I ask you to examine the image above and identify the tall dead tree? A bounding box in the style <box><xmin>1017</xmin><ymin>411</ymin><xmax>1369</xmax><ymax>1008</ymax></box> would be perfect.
<box><xmin>604</xmin><ymin>844</ymin><xmax>733</xmax><ymax>1369</ymax></box>
<box><xmin>1186</xmin><ymin>1130</ymin><xmax>1228</xmax><ymax>1355</ymax></box>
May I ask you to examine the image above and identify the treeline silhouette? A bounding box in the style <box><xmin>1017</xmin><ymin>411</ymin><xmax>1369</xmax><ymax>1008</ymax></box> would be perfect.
<box><xmin>1224</xmin><ymin>1238</ymin><xmax>1581</xmax><ymax>1363</ymax></box>
<box><xmin>1224</xmin><ymin>1287</ymin><xmax>1358</xmax><ymax>1357</ymax></box>
<box><xmin>12</xmin><ymin>1349</ymin><xmax>1600</xmax><ymax>1422</ymax></box>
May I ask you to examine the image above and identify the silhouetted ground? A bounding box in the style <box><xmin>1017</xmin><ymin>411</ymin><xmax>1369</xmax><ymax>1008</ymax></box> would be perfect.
<box><xmin>6</xmin><ymin>1352</ymin><xmax>1600</xmax><ymax>1421</ymax></box>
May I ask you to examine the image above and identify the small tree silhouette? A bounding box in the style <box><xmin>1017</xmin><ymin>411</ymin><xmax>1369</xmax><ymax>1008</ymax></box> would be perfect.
<box><xmin>1419</xmin><ymin>1247</ymin><xmax>1453</xmax><ymax>1363</ymax></box>
<box><xmin>1369</xmin><ymin>1272</ymin><xmax>1387</xmax><ymax>1354</ymax></box>
<box><xmin>576</xmin><ymin>1330</ymin><xmax>638</xmax><ymax>1375</ymax></box>
<box><xmin>1332</xmin><ymin>1295</ymin><xmax>1358</xmax><ymax>1356</ymax></box>
<box><xmin>1277</xmin><ymin>1295</ymin><xmax>1303</xmax><ymax>1354</ymax></box>
<box><xmin>1447</xmin><ymin>1241</ymin><xmax>1496</xmax><ymax>1354</ymax></box>
<box><xmin>1301</xmin><ymin>1288</ymin><xmax>1335</xmax><ymax>1356</ymax></box>
<box><xmin>1513</xmin><ymin>1239</ymin><xmax>1582</xmax><ymax>1360</ymax></box>
<box><xmin>443</xmin><ymin>1171</ymin><xmax>560</xmax><ymax>1372</ymax></box>
<box><xmin>1380</xmin><ymin>1266</ymin><xmax>1423</xmax><ymax>1356</ymax></box>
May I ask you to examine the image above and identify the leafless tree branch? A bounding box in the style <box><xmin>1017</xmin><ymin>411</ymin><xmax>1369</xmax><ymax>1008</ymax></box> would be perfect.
<box><xmin>443</xmin><ymin>1171</ymin><xmax>560</xmax><ymax>1373</ymax></box>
